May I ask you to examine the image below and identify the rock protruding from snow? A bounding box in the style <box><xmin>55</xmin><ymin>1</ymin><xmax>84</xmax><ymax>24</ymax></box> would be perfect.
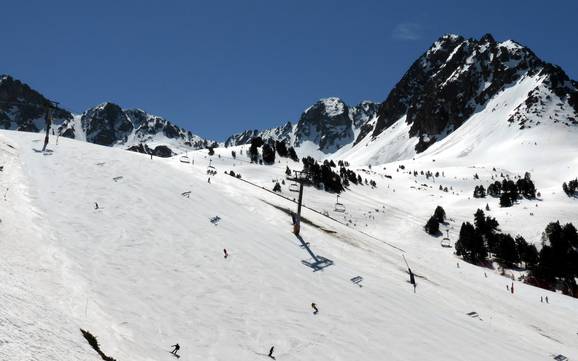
<box><xmin>81</xmin><ymin>102</ymin><xmax>133</xmax><ymax>146</ymax></box>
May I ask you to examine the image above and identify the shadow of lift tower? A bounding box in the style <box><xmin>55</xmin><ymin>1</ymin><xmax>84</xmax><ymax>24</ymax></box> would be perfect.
<box><xmin>289</xmin><ymin>170</ymin><xmax>334</xmax><ymax>272</ymax></box>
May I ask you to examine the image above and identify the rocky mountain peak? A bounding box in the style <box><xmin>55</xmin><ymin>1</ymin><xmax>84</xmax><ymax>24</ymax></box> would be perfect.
<box><xmin>371</xmin><ymin>33</ymin><xmax>578</xmax><ymax>152</ymax></box>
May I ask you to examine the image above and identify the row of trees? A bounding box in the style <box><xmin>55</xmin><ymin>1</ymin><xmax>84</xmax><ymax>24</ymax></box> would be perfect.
<box><xmin>299</xmin><ymin>157</ymin><xmax>376</xmax><ymax>193</ymax></box>
<box><xmin>455</xmin><ymin>209</ymin><xmax>578</xmax><ymax>296</ymax></box>
<box><xmin>302</xmin><ymin>156</ymin><xmax>344</xmax><ymax>193</ymax></box>
<box><xmin>562</xmin><ymin>178</ymin><xmax>578</xmax><ymax>197</ymax></box>
<box><xmin>529</xmin><ymin>221</ymin><xmax>578</xmax><ymax>296</ymax></box>
<box><xmin>248</xmin><ymin>137</ymin><xmax>298</xmax><ymax>164</ymax></box>
<box><xmin>455</xmin><ymin>209</ymin><xmax>539</xmax><ymax>267</ymax></box>
<box><xmin>473</xmin><ymin>172</ymin><xmax>537</xmax><ymax>207</ymax></box>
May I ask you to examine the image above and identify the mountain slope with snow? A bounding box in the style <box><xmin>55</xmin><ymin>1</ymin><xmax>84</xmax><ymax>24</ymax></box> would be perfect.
<box><xmin>1</xmin><ymin>130</ymin><xmax>577</xmax><ymax>361</ymax></box>
<box><xmin>336</xmin><ymin>34</ymin><xmax>578</xmax><ymax>166</ymax></box>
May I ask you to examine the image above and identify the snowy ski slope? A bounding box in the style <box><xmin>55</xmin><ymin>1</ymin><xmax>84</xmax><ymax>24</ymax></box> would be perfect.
<box><xmin>1</xmin><ymin>130</ymin><xmax>577</xmax><ymax>361</ymax></box>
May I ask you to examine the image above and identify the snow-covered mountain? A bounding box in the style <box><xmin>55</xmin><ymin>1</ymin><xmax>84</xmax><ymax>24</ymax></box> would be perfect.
<box><xmin>62</xmin><ymin>102</ymin><xmax>215</xmax><ymax>156</ymax></box>
<box><xmin>3</xmin><ymin>33</ymin><xmax>578</xmax><ymax>164</ymax></box>
<box><xmin>226</xmin><ymin>34</ymin><xmax>578</xmax><ymax>164</ymax></box>
<box><xmin>224</xmin><ymin>98</ymin><xmax>381</xmax><ymax>156</ymax></box>
<box><xmin>337</xmin><ymin>33</ymin><xmax>578</xmax><ymax>165</ymax></box>
<box><xmin>0</xmin><ymin>75</ymin><xmax>214</xmax><ymax>156</ymax></box>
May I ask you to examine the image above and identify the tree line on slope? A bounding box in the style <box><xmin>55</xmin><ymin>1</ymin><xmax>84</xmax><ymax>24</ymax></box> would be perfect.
<box><xmin>473</xmin><ymin>172</ymin><xmax>537</xmax><ymax>207</ymax></box>
<box><xmin>562</xmin><ymin>178</ymin><xmax>578</xmax><ymax>197</ymax></box>
<box><xmin>248</xmin><ymin>137</ymin><xmax>299</xmax><ymax>164</ymax></box>
<box><xmin>451</xmin><ymin>208</ymin><xmax>578</xmax><ymax>297</ymax></box>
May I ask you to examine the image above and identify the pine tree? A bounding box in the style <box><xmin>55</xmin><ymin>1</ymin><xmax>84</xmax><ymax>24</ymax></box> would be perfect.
<box><xmin>433</xmin><ymin>206</ymin><xmax>446</xmax><ymax>223</ymax></box>
<box><xmin>456</xmin><ymin>221</ymin><xmax>488</xmax><ymax>264</ymax></box>
<box><xmin>516</xmin><ymin>235</ymin><xmax>538</xmax><ymax>269</ymax></box>
<box><xmin>495</xmin><ymin>233</ymin><xmax>519</xmax><ymax>267</ymax></box>
<box><xmin>424</xmin><ymin>215</ymin><xmax>440</xmax><ymax>235</ymax></box>
<box><xmin>500</xmin><ymin>193</ymin><xmax>512</xmax><ymax>207</ymax></box>
<box><xmin>262</xmin><ymin>143</ymin><xmax>275</xmax><ymax>164</ymax></box>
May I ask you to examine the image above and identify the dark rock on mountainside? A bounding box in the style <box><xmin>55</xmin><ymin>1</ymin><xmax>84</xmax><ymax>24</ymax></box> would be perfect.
<box><xmin>82</xmin><ymin>103</ymin><xmax>133</xmax><ymax>146</ymax></box>
<box><xmin>0</xmin><ymin>75</ymin><xmax>72</xmax><ymax>131</ymax></box>
<box><xmin>294</xmin><ymin>98</ymin><xmax>353</xmax><ymax>152</ymax></box>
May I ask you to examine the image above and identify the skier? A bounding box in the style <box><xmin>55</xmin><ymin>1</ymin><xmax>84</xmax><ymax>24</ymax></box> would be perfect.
<box><xmin>409</xmin><ymin>268</ymin><xmax>416</xmax><ymax>293</ymax></box>
<box><xmin>268</xmin><ymin>346</ymin><xmax>275</xmax><ymax>359</ymax></box>
<box><xmin>311</xmin><ymin>302</ymin><xmax>318</xmax><ymax>315</ymax></box>
<box><xmin>545</xmin><ymin>296</ymin><xmax>549</xmax><ymax>304</ymax></box>
<box><xmin>541</xmin><ymin>296</ymin><xmax>543</xmax><ymax>303</ymax></box>
<box><xmin>223</xmin><ymin>248</ymin><xmax>228</xmax><ymax>259</ymax></box>
<box><xmin>457</xmin><ymin>262</ymin><xmax>460</xmax><ymax>269</ymax></box>
<box><xmin>208</xmin><ymin>177</ymin><xmax>211</xmax><ymax>184</ymax></box>
<box><xmin>511</xmin><ymin>282</ymin><xmax>514</xmax><ymax>294</ymax></box>
<box><xmin>170</xmin><ymin>343</ymin><xmax>180</xmax><ymax>356</ymax></box>
<box><xmin>94</xmin><ymin>202</ymin><xmax>99</xmax><ymax>210</ymax></box>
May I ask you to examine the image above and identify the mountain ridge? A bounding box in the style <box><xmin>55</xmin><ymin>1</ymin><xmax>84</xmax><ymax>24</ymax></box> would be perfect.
<box><xmin>1</xmin><ymin>33</ymin><xmax>577</xmax><ymax>161</ymax></box>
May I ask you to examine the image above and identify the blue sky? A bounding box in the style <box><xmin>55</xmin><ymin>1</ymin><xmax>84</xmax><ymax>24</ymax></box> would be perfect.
<box><xmin>2</xmin><ymin>0</ymin><xmax>577</xmax><ymax>140</ymax></box>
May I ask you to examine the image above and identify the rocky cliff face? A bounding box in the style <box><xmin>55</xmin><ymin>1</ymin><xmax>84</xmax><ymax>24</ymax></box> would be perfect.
<box><xmin>371</xmin><ymin>34</ymin><xmax>578</xmax><ymax>152</ymax></box>
<box><xmin>224</xmin><ymin>98</ymin><xmax>381</xmax><ymax>154</ymax></box>
<box><xmin>0</xmin><ymin>75</ymin><xmax>72</xmax><ymax>132</ymax></box>
<box><xmin>66</xmin><ymin>103</ymin><xmax>213</xmax><ymax>154</ymax></box>
<box><xmin>0</xmin><ymin>75</ymin><xmax>213</xmax><ymax>156</ymax></box>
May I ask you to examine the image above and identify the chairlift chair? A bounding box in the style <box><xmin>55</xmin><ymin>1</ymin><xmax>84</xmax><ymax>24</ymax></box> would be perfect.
<box><xmin>334</xmin><ymin>202</ymin><xmax>346</xmax><ymax>213</ymax></box>
<box><xmin>180</xmin><ymin>155</ymin><xmax>191</xmax><ymax>163</ymax></box>
<box><xmin>441</xmin><ymin>238</ymin><xmax>451</xmax><ymax>248</ymax></box>
<box><xmin>441</xmin><ymin>230</ymin><xmax>451</xmax><ymax>247</ymax></box>
<box><xmin>334</xmin><ymin>194</ymin><xmax>346</xmax><ymax>213</ymax></box>
<box><xmin>289</xmin><ymin>183</ymin><xmax>300</xmax><ymax>192</ymax></box>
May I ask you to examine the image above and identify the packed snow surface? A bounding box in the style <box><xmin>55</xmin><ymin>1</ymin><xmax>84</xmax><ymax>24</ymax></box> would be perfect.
<box><xmin>1</xmin><ymin>130</ymin><xmax>577</xmax><ymax>361</ymax></box>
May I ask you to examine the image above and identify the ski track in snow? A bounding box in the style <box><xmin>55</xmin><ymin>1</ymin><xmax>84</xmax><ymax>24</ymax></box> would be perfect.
<box><xmin>1</xmin><ymin>130</ymin><xmax>578</xmax><ymax>361</ymax></box>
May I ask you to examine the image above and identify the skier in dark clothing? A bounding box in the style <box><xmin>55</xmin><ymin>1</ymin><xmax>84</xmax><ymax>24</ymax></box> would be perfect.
<box><xmin>170</xmin><ymin>343</ymin><xmax>180</xmax><ymax>355</ymax></box>
<box><xmin>311</xmin><ymin>302</ymin><xmax>318</xmax><ymax>315</ymax></box>
<box><xmin>94</xmin><ymin>202</ymin><xmax>99</xmax><ymax>210</ymax></box>
<box><xmin>223</xmin><ymin>248</ymin><xmax>228</xmax><ymax>259</ymax></box>
<box><xmin>268</xmin><ymin>346</ymin><xmax>275</xmax><ymax>359</ymax></box>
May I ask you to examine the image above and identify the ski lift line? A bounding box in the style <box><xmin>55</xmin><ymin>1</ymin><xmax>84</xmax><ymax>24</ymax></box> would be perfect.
<box><xmin>231</xmin><ymin>173</ymin><xmax>406</xmax><ymax>253</ymax></box>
